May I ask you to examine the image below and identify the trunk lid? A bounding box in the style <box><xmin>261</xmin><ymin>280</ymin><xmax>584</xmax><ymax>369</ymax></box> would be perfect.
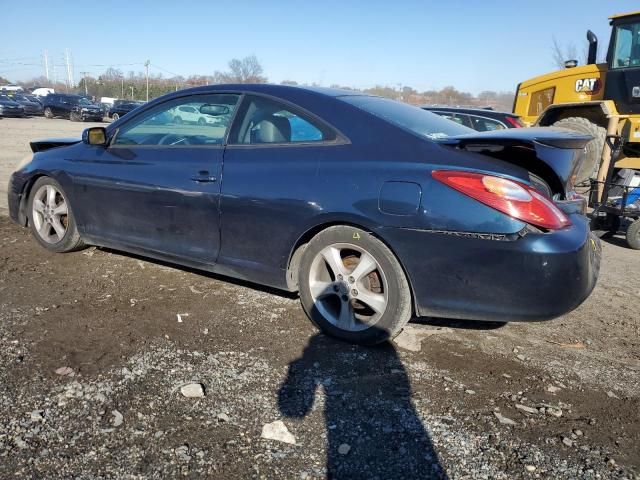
<box><xmin>440</xmin><ymin>127</ymin><xmax>592</xmax><ymax>197</ymax></box>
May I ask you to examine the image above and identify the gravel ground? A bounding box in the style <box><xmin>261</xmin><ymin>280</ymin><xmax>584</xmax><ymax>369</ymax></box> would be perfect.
<box><xmin>0</xmin><ymin>117</ymin><xmax>638</xmax><ymax>479</ymax></box>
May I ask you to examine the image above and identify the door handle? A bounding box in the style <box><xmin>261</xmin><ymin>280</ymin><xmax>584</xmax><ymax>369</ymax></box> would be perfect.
<box><xmin>190</xmin><ymin>171</ymin><xmax>217</xmax><ymax>183</ymax></box>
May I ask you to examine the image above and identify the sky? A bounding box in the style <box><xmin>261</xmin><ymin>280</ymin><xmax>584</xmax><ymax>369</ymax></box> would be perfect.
<box><xmin>1</xmin><ymin>0</ymin><xmax>638</xmax><ymax>94</ymax></box>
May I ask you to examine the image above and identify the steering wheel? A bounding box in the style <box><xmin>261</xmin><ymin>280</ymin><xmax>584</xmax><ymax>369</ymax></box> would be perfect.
<box><xmin>158</xmin><ymin>133</ymin><xmax>191</xmax><ymax>146</ymax></box>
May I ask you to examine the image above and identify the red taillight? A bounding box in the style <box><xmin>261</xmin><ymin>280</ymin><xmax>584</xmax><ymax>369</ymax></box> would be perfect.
<box><xmin>504</xmin><ymin>116</ymin><xmax>524</xmax><ymax>128</ymax></box>
<box><xmin>432</xmin><ymin>170</ymin><xmax>571</xmax><ymax>230</ymax></box>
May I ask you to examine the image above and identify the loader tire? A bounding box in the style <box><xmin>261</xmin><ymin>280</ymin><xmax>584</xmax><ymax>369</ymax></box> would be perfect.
<box><xmin>552</xmin><ymin>117</ymin><xmax>606</xmax><ymax>187</ymax></box>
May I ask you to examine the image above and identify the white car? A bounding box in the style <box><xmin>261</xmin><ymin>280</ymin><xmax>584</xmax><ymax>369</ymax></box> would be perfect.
<box><xmin>169</xmin><ymin>104</ymin><xmax>219</xmax><ymax>125</ymax></box>
<box><xmin>31</xmin><ymin>88</ymin><xmax>55</xmax><ymax>98</ymax></box>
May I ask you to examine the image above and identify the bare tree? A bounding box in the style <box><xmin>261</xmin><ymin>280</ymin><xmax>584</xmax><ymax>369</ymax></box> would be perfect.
<box><xmin>215</xmin><ymin>55</ymin><xmax>267</xmax><ymax>84</ymax></box>
<box><xmin>552</xmin><ymin>36</ymin><xmax>578</xmax><ymax>69</ymax></box>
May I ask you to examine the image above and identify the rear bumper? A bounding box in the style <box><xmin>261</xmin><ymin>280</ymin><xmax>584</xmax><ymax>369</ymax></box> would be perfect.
<box><xmin>379</xmin><ymin>214</ymin><xmax>600</xmax><ymax>322</ymax></box>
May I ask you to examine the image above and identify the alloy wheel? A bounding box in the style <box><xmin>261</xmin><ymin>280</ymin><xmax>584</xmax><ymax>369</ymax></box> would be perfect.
<box><xmin>31</xmin><ymin>184</ymin><xmax>68</xmax><ymax>244</ymax></box>
<box><xmin>308</xmin><ymin>243</ymin><xmax>388</xmax><ymax>332</ymax></box>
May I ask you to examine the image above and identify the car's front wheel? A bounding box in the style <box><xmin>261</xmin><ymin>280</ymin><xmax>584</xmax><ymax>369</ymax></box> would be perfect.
<box><xmin>112</xmin><ymin>113</ymin><xmax>120</xmax><ymax>121</ymax></box>
<box><xmin>27</xmin><ymin>177</ymin><xmax>85</xmax><ymax>253</ymax></box>
<box><xmin>44</xmin><ymin>107</ymin><xmax>53</xmax><ymax>119</ymax></box>
<box><xmin>298</xmin><ymin>226</ymin><xmax>412</xmax><ymax>345</ymax></box>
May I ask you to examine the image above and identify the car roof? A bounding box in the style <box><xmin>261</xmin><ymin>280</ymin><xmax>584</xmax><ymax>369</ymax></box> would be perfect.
<box><xmin>155</xmin><ymin>83</ymin><xmax>368</xmax><ymax>101</ymax></box>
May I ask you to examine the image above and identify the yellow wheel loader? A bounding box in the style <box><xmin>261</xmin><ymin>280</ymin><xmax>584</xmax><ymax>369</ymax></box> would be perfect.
<box><xmin>514</xmin><ymin>11</ymin><xmax>640</xmax><ymax>248</ymax></box>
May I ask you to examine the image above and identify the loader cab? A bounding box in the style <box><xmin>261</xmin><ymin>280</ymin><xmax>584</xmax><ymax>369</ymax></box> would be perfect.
<box><xmin>604</xmin><ymin>12</ymin><xmax>640</xmax><ymax>114</ymax></box>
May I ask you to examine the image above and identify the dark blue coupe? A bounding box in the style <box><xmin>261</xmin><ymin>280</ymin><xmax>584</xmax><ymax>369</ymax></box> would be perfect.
<box><xmin>8</xmin><ymin>85</ymin><xmax>601</xmax><ymax>344</ymax></box>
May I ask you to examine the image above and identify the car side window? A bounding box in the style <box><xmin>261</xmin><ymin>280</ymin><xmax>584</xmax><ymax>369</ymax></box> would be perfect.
<box><xmin>469</xmin><ymin>115</ymin><xmax>506</xmax><ymax>132</ymax></box>
<box><xmin>432</xmin><ymin>111</ymin><xmax>470</xmax><ymax>128</ymax></box>
<box><xmin>112</xmin><ymin>94</ymin><xmax>240</xmax><ymax>147</ymax></box>
<box><xmin>231</xmin><ymin>96</ymin><xmax>333</xmax><ymax>144</ymax></box>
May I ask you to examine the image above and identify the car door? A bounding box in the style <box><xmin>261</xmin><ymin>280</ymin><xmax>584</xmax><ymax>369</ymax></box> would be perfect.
<box><xmin>70</xmin><ymin>93</ymin><xmax>240</xmax><ymax>264</ymax></box>
<box><xmin>49</xmin><ymin>95</ymin><xmax>63</xmax><ymax>115</ymax></box>
<box><xmin>216</xmin><ymin>94</ymin><xmax>344</xmax><ymax>286</ymax></box>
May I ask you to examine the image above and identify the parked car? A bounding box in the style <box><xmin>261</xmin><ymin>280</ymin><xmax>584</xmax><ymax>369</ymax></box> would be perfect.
<box><xmin>7</xmin><ymin>94</ymin><xmax>44</xmax><ymax>115</ymax></box>
<box><xmin>169</xmin><ymin>104</ymin><xmax>220</xmax><ymax>125</ymax></box>
<box><xmin>422</xmin><ymin>106</ymin><xmax>524</xmax><ymax>131</ymax></box>
<box><xmin>42</xmin><ymin>94</ymin><xmax>103</xmax><ymax>121</ymax></box>
<box><xmin>108</xmin><ymin>101</ymin><xmax>144</xmax><ymax>121</ymax></box>
<box><xmin>8</xmin><ymin>85</ymin><xmax>600</xmax><ymax>344</ymax></box>
<box><xmin>23</xmin><ymin>94</ymin><xmax>43</xmax><ymax>105</ymax></box>
<box><xmin>31</xmin><ymin>88</ymin><xmax>54</xmax><ymax>98</ymax></box>
<box><xmin>0</xmin><ymin>95</ymin><xmax>25</xmax><ymax>117</ymax></box>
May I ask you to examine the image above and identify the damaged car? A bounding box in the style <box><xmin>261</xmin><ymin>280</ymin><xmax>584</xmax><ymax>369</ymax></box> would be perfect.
<box><xmin>8</xmin><ymin>85</ymin><xmax>601</xmax><ymax>344</ymax></box>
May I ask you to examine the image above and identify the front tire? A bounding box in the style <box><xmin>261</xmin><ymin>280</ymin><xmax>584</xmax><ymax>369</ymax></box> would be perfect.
<box><xmin>69</xmin><ymin>111</ymin><xmax>81</xmax><ymax>122</ymax></box>
<box><xmin>27</xmin><ymin>177</ymin><xmax>85</xmax><ymax>253</ymax></box>
<box><xmin>112</xmin><ymin>113</ymin><xmax>120</xmax><ymax>121</ymax></box>
<box><xmin>626</xmin><ymin>219</ymin><xmax>640</xmax><ymax>250</ymax></box>
<box><xmin>44</xmin><ymin>107</ymin><xmax>53</xmax><ymax>119</ymax></box>
<box><xmin>298</xmin><ymin>226</ymin><xmax>412</xmax><ymax>345</ymax></box>
<box><xmin>174</xmin><ymin>116</ymin><xmax>183</xmax><ymax>124</ymax></box>
<box><xmin>552</xmin><ymin>117</ymin><xmax>606</xmax><ymax>186</ymax></box>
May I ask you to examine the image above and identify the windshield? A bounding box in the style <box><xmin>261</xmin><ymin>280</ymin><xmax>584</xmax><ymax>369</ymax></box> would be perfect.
<box><xmin>612</xmin><ymin>21</ymin><xmax>640</xmax><ymax>68</ymax></box>
<box><xmin>340</xmin><ymin>95</ymin><xmax>472</xmax><ymax>140</ymax></box>
<box><xmin>77</xmin><ymin>98</ymin><xmax>93</xmax><ymax>105</ymax></box>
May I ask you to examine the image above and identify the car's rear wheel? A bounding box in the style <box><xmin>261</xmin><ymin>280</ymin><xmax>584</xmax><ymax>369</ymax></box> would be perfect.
<box><xmin>27</xmin><ymin>177</ymin><xmax>84</xmax><ymax>253</ymax></box>
<box><xmin>44</xmin><ymin>107</ymin><xmax>53</xmax><ymax>119</ymax></box>
<box><xmin>197</xmin><ymin>117</ymin><xmax>206</xmax><ymax>125</ymax></box>
<box><xmin>112</xmin><ymin>113</ymin><xmax>120</xmax><ymax>121</ymax></box>
<box><xmin>298</xmin><ymin>226</ymin><xmax>412</xmax><ymax>345</ymax></box>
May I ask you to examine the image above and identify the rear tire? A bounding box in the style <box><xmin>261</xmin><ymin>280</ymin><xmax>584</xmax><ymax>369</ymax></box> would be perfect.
<box><xmin>552</xmin><ymin>117</ymin><xmax>606</xmax><ymax>186</ymax></box>
<box><xmin>298</xmin><ymin>226</ymin><xmax>412</xmax><ymax>345</ymax></box>
<box><xmin>626</xmin><ymin>219</ymin><xmax>640</xmax><ymax>250</ymax></box>
<box><xmin>27</xmin><ymin>177</ymin><xmax>85</xmax><ymax>253</ymax></box>
<box><xmin>44</xmin><ymin>107</ymin><xmax>53</xmax><ymax>119</ymax></box>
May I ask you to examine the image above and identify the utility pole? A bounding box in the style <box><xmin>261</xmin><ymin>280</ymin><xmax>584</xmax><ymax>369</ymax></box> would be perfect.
<box><xmin>80</xmin><ymin>71</ymin><xmax>90</xmax><ymax>95</ymax></box>
<box><xmin>144</xmin><ymin>59</ymin><xmax>150</xmax><ymax>101</ymax></box>
<box><xmin>121</xmin><ymin>76</ymin><xmax>124</xmax><ymax>98</ymax></box>
<box><xmin>130</xmin><ymin>85</ymin><xmax>134</xmax><ymax>99</ymax></box>
<box><xmin>64</xmin><ymin>49</ymin><xmax>73</xmax><ymax>90</ymax></box>
<box><xmin>43</xmin><ymin>50</ymin><xmax>49</xmax><ymax>82</ymax></box>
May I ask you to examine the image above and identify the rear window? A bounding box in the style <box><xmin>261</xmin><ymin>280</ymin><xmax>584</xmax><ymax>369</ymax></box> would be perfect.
<box><xmin>340</xmin><ymin>95</ymin><xmax>472</xmax><ymax>140</ymax></box>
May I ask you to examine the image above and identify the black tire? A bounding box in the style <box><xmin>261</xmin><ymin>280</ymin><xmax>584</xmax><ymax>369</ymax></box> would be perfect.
<box><xmin>69</xmin><ymin>111</ymin><xmax>80</xmax><ymax>122</ymax></box>
<box><xmin>174</xmin><ymin>116</ymin><xmax>183</xmax><ymax>124</ymax></box>
<box><xmin>552</xmin><ymin>117</ymin><xmax>606</xmax><ymax>186</ymax></box>
<box><xmin>27</xmin><ymin>177</ymin><xmax>85</xmax><ymax>253</ymax></box>
<box><xmin>298</xmin><ymin>226</ymin><xmax>412</xmax><ymax>345</ymax></box>
<box><xmin>112</xmin><ymin>113</ymin><xmax>120</xmax><ymax>121</ymax></box>
<box><xmin>197</xmin><ymin>117</ymin><xmax>206</xmax><ymax>125</ymax></box>
<box><xmin>626</xmin><ymin>219</ymin><xmax>640</xmax><ymax>250</ymax></box>
<box><xmin>44</xmin><ymin>107</ymin><xmax>53</xmax><ymax>119</ymax></box>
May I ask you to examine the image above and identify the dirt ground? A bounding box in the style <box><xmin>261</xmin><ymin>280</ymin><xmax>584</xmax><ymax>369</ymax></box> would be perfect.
<box><xmin>0</xmin><ymin>117</ymin><xmax>638</xmax><ymax>479</ymax></box>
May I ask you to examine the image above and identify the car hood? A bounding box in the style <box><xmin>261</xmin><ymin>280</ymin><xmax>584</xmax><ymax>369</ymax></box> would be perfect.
<box><xmin>441</xmin><ymin>127</ymin><xmax>593</xmax><ymax>195</ymax></box>
<box><xmin>0</xmin><ymin>100</ymin><xmax>22</xmax><ymax>107</ymax></box>
<box><xmin>30</xmin><ymin>138</ymin><xmax>81</xmax><ymax>153</ymax></box>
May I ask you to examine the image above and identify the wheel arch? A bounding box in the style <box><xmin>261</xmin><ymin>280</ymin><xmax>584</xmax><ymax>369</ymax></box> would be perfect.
<box><xmin>536</xmin><ymin>102</ymin><xmax>609</xmax><ymax>128</ymax></box>
<box><xmin>16</xmin><ymin>173</ymin><xmax>49</xmax><ymax>226</ymax></box>
<box><xmin>285</xmin><ymin>220</ymin><xmax>418</xmax><ymax>315</ymax></box>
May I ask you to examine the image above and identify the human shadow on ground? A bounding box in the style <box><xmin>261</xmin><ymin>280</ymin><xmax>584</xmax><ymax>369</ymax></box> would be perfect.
<box><xmin>278</xmin><ymin>331</ymin><xmax>448</xmax><ymax>479</ymax></box>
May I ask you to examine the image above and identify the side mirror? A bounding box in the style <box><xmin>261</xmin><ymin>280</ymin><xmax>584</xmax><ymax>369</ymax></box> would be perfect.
<box><xmin>83</xmin><ymin>127</ymin><xmax>107</xmax><ymax>146</ymax></box>
<box><xmin>199</xmin><ymin>104</ymin><xmax>230</xmax><ymax>116</ymax></box>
